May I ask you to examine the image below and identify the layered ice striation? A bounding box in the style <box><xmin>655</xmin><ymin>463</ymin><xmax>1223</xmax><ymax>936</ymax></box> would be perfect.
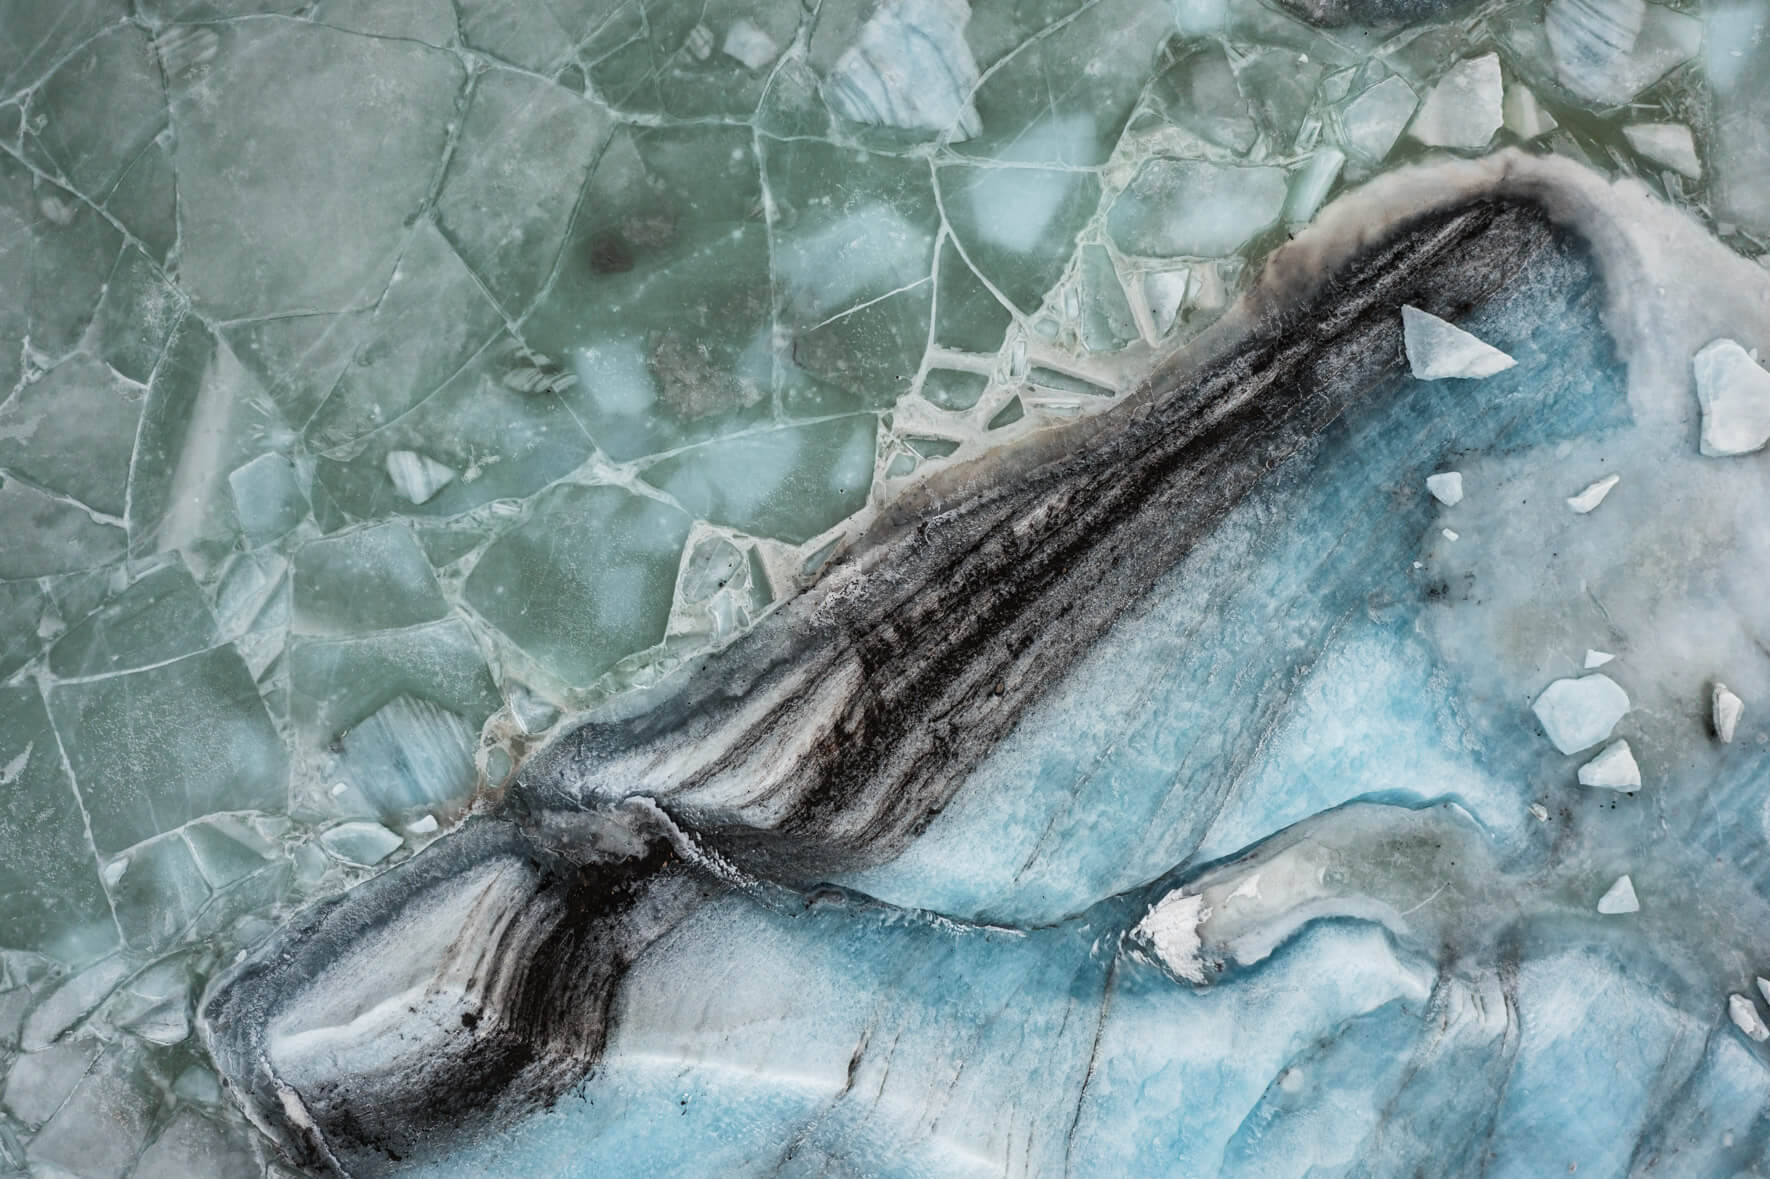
<box><xmin>181</xmin><ymin>156</ymin><xmax>1770</xmax><ymax>1177</ymax></box>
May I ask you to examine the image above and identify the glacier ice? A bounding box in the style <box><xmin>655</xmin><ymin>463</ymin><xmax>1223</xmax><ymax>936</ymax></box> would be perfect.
<box><xmin>1577</xmin><ymin>738</ymin><xmax>1641</xmax><ymax>790</ymax></box>
<box><xmin>1532</xmin><ymin>674</ymin><xmax>1631</xmax><ymax>754</ymax></box>
<box><xmin>1565</xmin><ymin>472</ymin><xmax>1619</xmax><ymax>513</ymax></box>
<box><xmin>1694</xmin><ymin>339</ymin><xmax>1770</xmax><ymax>456</ymax></box>
<box><xmin>1713</xmin><ymin>682</ymin><xmax>1744</xmax><ymax>743</ymax></box>
<box><xmin>1425</xmin><ymin>471</ymin><xmax>1463</xmax><ymax>505</ymax></box>
<box><xmin>1597</xmin><ymin>874</ymin><xmax>1640</xmax><ymax>914</ymax></box>
<box><xmin>1401</xmin><ymin>304</ymin><xmax>1518</xmax><ymax>379</ymax></box>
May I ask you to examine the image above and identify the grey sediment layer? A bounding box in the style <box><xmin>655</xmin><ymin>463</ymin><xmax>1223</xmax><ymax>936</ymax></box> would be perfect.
<box><xmin>201</xmin><ymin>188</ymin><xmax>1575</xmax><ymax>1175</ymax></box>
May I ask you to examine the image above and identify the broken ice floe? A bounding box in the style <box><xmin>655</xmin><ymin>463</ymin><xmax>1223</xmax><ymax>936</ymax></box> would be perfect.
<box><xmin>1757</xmin><ymin>977</ymin><xmax>1770</xmax><ymax>1007</ymax></box>
<box><xmin>1529</xmin><ymin>803</ymin><xmax>1551</xmax><ymax>821</ymax></box>
<box><xmin>1502</xmin><ymin>82</ymin><xmax>1558</xmax><ymax>140</ymax></box>
<box><xmin>318</xmin><ymin>821</ymin><xmax>404</xmax><ymax>867</ymax></box>
<box><xmin>1340</xmin><ymin>76</ymin><xmax>1418</xmax><ymax>165</ymax></box>
<box><xmin>1577</xmin><ymin>739</ymin><xmax>1640</xmax><ymax>791</ymax></box>
<box><xmin>1694</xmin><ymin>339</ymin><xmax>1770</xmax><ymax>456</ymax></box>
<box><xmin>721</xmin><ymin>19</ymin><xmax>780</xmax><ymax>71</ymax></box>
<box><xmin>1532</xmin><ymin>673</ymin><xmax>1630</xmax><ymax>754</ymax></box>
<box><xmin>385</xmin><ymin>450</ymin><xmax>457</xmax><ymax>505</ymax></box>
<box><xmin>1623</xmin><ymin>123</ymin><xmax>1701</xmax><ymax>179</ymax></box>
<box><xmin>1730</xmin><ymin>993</ymin><xmax>1770</xmax><ymax>1041</ymax></box>
<box><xmin>822</xmin><ymin>0</ymin><xmax>982</xmax><ymax>139</ymax></box>
<box><xmin>1714</xmin><ymin>683</ymin><xmax>1744</xmax><ymax>743</ymax></box>
<box><xmin>1584</xmin><ymin>650</ymin><xmax>1615</xmax><ymax>668</ymax></box>
<box><xmin>1565</xmin><ymin>474</ymin><xmax>1618</xmax><ymax>513</ymax></box>
<box><xmin>1401</xmin><ymin>305</ymin><xmax>1517</xmax><ymax>380</ymax></box>
<box><xmin>1408</xmin><ymin>55</ymin><xmax>1503</xmax><ymax>151</ymax></box>
<box><xmin>1426</xmin><ymin>471</ymin><xmax>1463</xmax><ymax>505</ymax></box>
<box><xmin>1597</xmin><ymin>874</ymin><xmax>1639</xmax><ymax>914</ymax></box>
<box><xmin>1441</xmin><ymin>528</ymin><xmax>1459</xmax><ymax>541</ymax></box>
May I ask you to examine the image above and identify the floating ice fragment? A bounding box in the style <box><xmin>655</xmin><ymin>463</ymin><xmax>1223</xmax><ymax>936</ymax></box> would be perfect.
<box><xmin>1502</xmin><ymin>81</ymin><xmax>1558</xmax><ymax>139</ymax></box>
<box><xmin>101</xmin><ymin>857</ymin><xmax>128</xmax><ymax>887</ymax></box>
<box><xmin>721</xmin><ymin>19</ymin><xmax>779</xmax><ymax>70</ymax></box>
<box><xmin>318</xmin><ymin>821</ymin><xmax>403</xmax><ymax>867</ymax></box>
<box><xmin>1532</xmin><ymin>673</ymin><xmax>1630</xmax><ymax>753</ymax></box>
<box><xmin>1758</xmin><ymin>977</ymin><xmax>1770</xmax><ymax>1007</ymax></box>
<box><xmin>1137</xmin><ymin>890</ymin><xmax>1209</xmax><ymax>983</ymax></box>
<box><xmin>1402</xmin><ymin>305</ymin><xmax>1517</xmax><ymax>380</ymax></box>
<box><xmin>1585</xmin><ymin>649</ymin><xmax>1615</xmax><ymax>668</ymax></box>
<box><xmin>822</xmin><ymin>0</ymin><xmax>982</xmax><ymax>139</ymax></box>
<box><xmin>1426</xmin><ymin>471</ymin><xmax>1463</xmax><ymax>505</ymax></box>
<box><xmin>1546</xmin><ymin>0</ymin><xmax>1645</xmax><ymax>100</ymax></box>
<box><xmin>1340</xmin><ymin>76</ymin><xmax>1417</xmax><ymax>164</ymax></box>
<box><xmin>385</xmin><ymin>450</ymin><xmax>456</xmax><ymax>505</ymax></box>
<box><xmin>1441</xmin><ymin>528</ymin><xmax>1459</xmax><ymax>541</ymax></box>
<box><xmin>1714</xmin><ymin>682</ymin><xmax>1744</xmax><ymax>743</ymax></box>
<box><xmin>1623</xmin><ymin>122</ymin><xmax>1701</xmax><ymax>178</ymax></box>
<box><xmin>1597</xmin><ymin>874</ymin><xmax>1639</xmax><ymax>914</ymax></box>
<box><xmin>1577</xmin><ymin>739</ymin><xmax>1640</xmax><ymax>791</ymax></box>
<box><xmin>1566</xmin><ymin>473</ymin><xmax>1619</xmax><ymax>513</ymax></box>
<box><xmin>405</xmin><ymin>815</ymin><xmax>439</xmax><ymax>836</ymax></box>
<box><xmin>1408</xmin><ymin>55</ymin><xmax>1503</xmax><ymax>150</ymax></box>
<box><xmin>1730</xmin><ymin>992</ymin><xmax>1770</xmax><ymax>1040</ymax></box>
<box><xmin>1529</xmin><ymin>802</ymin><xmax>1550</xmax><ymax>821</ymax></box>
<box><xmin>1694</xmin><ymin>339</ymin><xmax>1770</xmax><ymax>456</ymax></box>
<box><xmin>1282</xmin><ymin>148</ymin><xmax>1345</xmax><ymax>226</ymax></box>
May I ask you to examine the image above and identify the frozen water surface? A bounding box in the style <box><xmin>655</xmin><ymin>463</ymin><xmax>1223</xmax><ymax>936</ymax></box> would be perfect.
<box><xmin>4</xmin><ymin>0</ymin><xmax>1770</xmax><ymax>1175</ymax></box>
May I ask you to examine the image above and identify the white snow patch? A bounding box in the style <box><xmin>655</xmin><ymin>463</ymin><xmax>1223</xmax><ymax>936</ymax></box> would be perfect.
<box><xmin>1566</xmin><ymin>474</ymin><xmax>1619</xmax><ymax>513</ymax></box>
<box><xmin>1694</xmin><ymin>339</ymin><xmax>1770</xmax><ymax>456</ymax></box>
<box><xmin>1426</xmin><ymin>471</ymin><xmax>1464</xmax><ymax>505</ymax></box>
<box><xmin>1532</xmin><ymin>673</ymin><xmax>1631</xmax><ymax>754</ymax></box>
<box><xmin>1137</xmin><ymin>890</ymin><xmax>1210</xmax><ymax>983</ymax></box>
<box><xmin>1597</xmin><ymin>874</ymin><xmax>1639</xmax><ymax>914</ymax></box>
<box><xmin>1401</xmin><ymin>305</ymin><xmax>1517</xmax><ymax>380</ymax></box>
<box><xmin>1577</xmin><ymin>739</ymin><xmax>1641</xmax><ymax>791</ymax></box>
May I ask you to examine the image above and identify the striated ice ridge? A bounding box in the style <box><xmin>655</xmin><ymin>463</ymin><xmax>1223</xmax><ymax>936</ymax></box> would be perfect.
<box><xmin>822</xmin><ymin>0</ymin><xmax>983</xmax><ymax>139</ymax></box>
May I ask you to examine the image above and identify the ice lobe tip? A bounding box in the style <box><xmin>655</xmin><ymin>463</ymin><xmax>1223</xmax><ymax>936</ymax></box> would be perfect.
<box><xmin>1401</xmin><ymin>305</ymin><xmax>1517</xmax><ymax>380</ymax></box>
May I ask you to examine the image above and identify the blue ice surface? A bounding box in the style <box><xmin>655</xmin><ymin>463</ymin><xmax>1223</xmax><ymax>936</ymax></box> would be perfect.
<box><xmin>401</xmin><ymin>227</ymin><xmax>1770</xmax><ymax>1175</ymax></box>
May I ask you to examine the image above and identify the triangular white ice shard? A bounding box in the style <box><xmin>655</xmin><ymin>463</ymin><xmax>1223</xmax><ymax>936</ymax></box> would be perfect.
<box><xmin>1532</xmin><ymin>673</ymin><xmax>1630</xmax><ymax>754</ymax></box>
<box><xmin>1623</xmin><ymin>122</ymin><xmax>1702</xmax><ymax>179</ymax></box>
<box><xmin>1502</xmin><ymin>81</ymin><xmax>1558</xmax><ymax>140</ymax></box>
<box><xmin>1694</xmin><ymin>339</ymin><xmax>1770</xmax><ymax>456</ymax></box>
<box><xmin>1426</xmin><ymin>471</ymin><xmax>1464</xmax><ymax>505</ymax></box>
<box><xmin>1584</xmin><ymin>649</ymin><xmax>1615</xmax><ymax>668</ymax></box>
<box><xmin>1714</xmin><ymin>682</ymin><xmax>1744</xmax><ymax>743</ymax></box>
<box><xmin>1577</xmin><ymin>739</ymin><xmax>1640</xmax><ymax>791</ymax></box>
<box><xmin>385</xmin><ymin>450</ymin><xmax>457</xmax><ymax>505</ymax></box>
<box><xmin>1402</xmin><ymin>305</ymin><xmax>1517</xmax><ymax>380</ymax></box>
<box><xmin>1730</xmin><ymin>993</ymin><xmax>1770</xmax><ymax>1041</ymax></box>
<box><xmin>1566</xmin><ymin>474</ymin><xmax>1619</xmax><ymax>513</ymax></box>
<box><xmin>1597</xmin><ymin>874</ymin><xmax>1639</xmax><ymax>914</ymax></box>
<box><xmin>1756</xmin><ymin>978</ymin><xmax>1770</xmax><ymax>1007</ymax></box>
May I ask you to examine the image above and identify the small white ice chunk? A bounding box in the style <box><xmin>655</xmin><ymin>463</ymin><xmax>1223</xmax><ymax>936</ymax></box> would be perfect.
<box><xmin>1623</xmin><ymin>122</ymin><xmax>1701</xmax><ymax>179</ymax></box>
<box><xmin>1757</xmin><ymin>977</ymin><xmax>1770</xmax><ymax>1007</ymax></box>
<box><xmin>1584</xmin><ymin>649</ymin><xmax>1614</xmax><ymax>668</ymax></box>
<box><xmin>1402</xmin><ymin>305</ymin><xmax>1517</xmax><ymax>380</ymax></box>
<box><xmin>1694</xmin><ymin>339</ymin><xmax>1770</xmax><ymax>456</ymax></box>
<box><xmin>406</xmin><ymin>814</ymin><xmax>440</xmax><ymax>836</ymax></box>
<box><xmin>1502</xmin><ymin>81</ymin><xmax>1558</xmax><ymax>140</ymax></box>
<box><xmin>1577</xmin><ymin>739</ymin><xmax>1641</xmax><ymax>791</ymax></box>
<box><xmin>1529</xmin><ymin>802</ymin><xmax>1550</xmax><ymax>821</ymax></box>
<box><xmin>1426</xmin><ymin>471</ymin><xmax>1464</xmax><ymax>506</ymax></box>
<box><xmin>1714</xmin><ymin>682</ymin><xmax>1744</xmax><ymax>743</ymax></box>
<box><xmin>385</xmin><ymin>450</ymin><xmax>457</xmax><ymax>505</ymax></box>
<box><xmin>1566</xmin><ymin>474</ymin><xmax>1619</xmax><ymax>513</ymax></box>
<box><xmin>1597</xmin><ymin>874</ymin><xmax>1639</xmax><ymax>914</ymax></box>
<box><xmin>1441</xmin><ymin>528</ymin><xmax>1459</xmax><ymax>541</ymax></box>
<box><xmin>1532</xmin><ymin>673</ymin><xmax>1630</xmax><ymax>754</ymax></box>
<box><xmin>1408</xmin><ymin>54</ymin><xmax>1504</xmax><ymax>150</ymax></box>
<box><xmin>1730</xmin><ymin>993</ymin><xmax>1770</xmax><ymax>1041</ymax></box>
<box><xmin>1137</xmin><ymin>890</ymin><xmax>1209</xmax><ymax>983</ymax></box>
<box><xmin>721</xmin><ymin>19</ymin><xmax>780</xmax><ymax>70</ymax></box>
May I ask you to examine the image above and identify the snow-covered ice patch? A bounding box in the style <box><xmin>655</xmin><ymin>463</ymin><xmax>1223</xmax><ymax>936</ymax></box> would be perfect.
<box><xmin>1566</xmin><ymin>474</ymin><xmax>1619</xmax><ymax>514</ymax></box>
<box><xmin>1137</xmin><ymin>891</ymin><xmax>1210</xmax><ymax>983</ymax></box>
